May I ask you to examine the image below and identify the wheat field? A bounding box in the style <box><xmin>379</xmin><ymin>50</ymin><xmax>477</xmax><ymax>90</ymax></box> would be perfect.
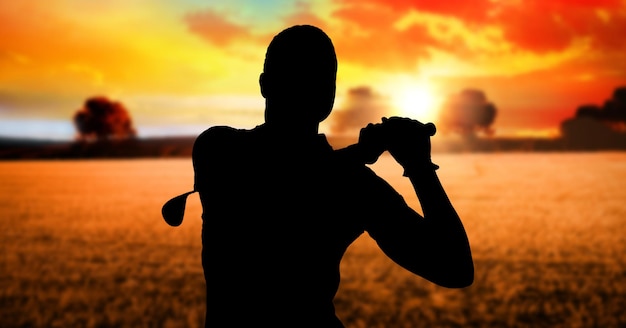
<box><xmin>1</xmin><ymin>152</ymin><xmax>625</xmax><ymax>327</ymax></box>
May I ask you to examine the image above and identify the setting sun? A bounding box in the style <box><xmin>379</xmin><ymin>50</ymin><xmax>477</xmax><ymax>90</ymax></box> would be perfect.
<box><xmin>390</xmin><ymin>81</ymin><xmax>442</xmax><ymax>124</ymax></box>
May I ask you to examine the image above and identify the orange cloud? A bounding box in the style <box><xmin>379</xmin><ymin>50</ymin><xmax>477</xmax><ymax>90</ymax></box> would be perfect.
<box><xmin>283</xmin><ymin>4</ymin><xmax>329</xmax><ymax>30</ymax></box>
<box><xmin>338</xmin><ymin>0</ymin><xmax>493</xmax><ymax>23</ymax></box>
<box><xmin>182</xmin><ymin>4</ymin><xmax>442</xmax><ymax>71</ymax></box>
<box><xmin>184</xmin><ymin>10</ymin><xmax>254</xmax><ymax>46</ymax></box>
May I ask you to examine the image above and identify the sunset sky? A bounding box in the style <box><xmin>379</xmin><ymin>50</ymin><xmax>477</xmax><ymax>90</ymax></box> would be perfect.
<box><xmin>1</xmin><ymin>0</ymin><xmax>625</xmax><ymax>140</ymax></box>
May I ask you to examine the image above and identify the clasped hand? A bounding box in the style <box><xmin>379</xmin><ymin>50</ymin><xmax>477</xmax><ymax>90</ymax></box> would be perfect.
<box><xmin>357</xmin><ymin>117</ymin><xmax>435</xmax><ymax>170</ymax></box>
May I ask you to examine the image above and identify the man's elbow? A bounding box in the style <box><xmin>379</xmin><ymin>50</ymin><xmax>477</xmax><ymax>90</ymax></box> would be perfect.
<box><xmin>442</xmin><ymin>267</ymin><xmax>474</xmax><ymax>288</ymax></box>
<box><xmin>429</xmin><ymin>260</ymin><xmax>474</xmax><ymax>288</ymax></box>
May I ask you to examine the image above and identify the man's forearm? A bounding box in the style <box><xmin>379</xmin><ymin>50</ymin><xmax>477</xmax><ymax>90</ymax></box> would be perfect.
<box><xmin>406</xmin><ymin>169</ymin><xmax>455</xmax><ymax>220</ymax></box>
<box><xmin>405</xmin><ymin>166</ymin><xmax>474</xmax><ymax>286</ymax></box>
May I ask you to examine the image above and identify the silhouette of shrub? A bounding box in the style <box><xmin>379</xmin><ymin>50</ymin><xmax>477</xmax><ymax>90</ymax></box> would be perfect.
<box><xmin>560</xmin><ymin>86</ymin><xmax>626</xmax><ymax>149</ymax></box>
<box><xmin>73</xmin><ymin>96</ymin><xmax>137</xmax><ymax>142</ymax></box>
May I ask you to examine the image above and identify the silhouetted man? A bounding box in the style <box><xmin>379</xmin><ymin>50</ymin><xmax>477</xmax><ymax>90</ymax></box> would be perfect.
<box><xmin>191</xmin><ymin>25</ymin><xmax>473</xmax><ymax>327</ymax></box>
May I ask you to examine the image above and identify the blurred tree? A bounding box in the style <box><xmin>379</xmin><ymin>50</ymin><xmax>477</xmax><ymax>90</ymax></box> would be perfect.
<box><xmin>437</xmin><ymin>89</ymin><xmax>497</xmax><ymax>138</ymax></box>
<box><xmin>73</xmin><ymin>96</ymin><xmax>137</xmax><ymax>142</ymax></box>
<box><xmin>330</xmin><ymin>86</ymin><xmax>390</xmax><ymax>135</ymax></box>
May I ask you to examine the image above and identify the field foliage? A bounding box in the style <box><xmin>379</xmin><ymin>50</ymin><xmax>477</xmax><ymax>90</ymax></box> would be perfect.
<box><xmin>1</xmin><ymin>152</ymin><xmax>625</xmax><ymax>327</ymax></box>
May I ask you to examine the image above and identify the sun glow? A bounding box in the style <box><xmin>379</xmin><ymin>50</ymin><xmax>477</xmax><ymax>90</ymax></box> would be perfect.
<box><xmin>390</xmin><ymin>81</ymin><xmax>442</xmax><ymax>124</ymax></box>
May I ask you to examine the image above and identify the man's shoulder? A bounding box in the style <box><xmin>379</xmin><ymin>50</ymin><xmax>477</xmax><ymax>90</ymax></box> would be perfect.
<box><xmin>325</xmin><ymin>153</ymin><xmax>381</xmax><ymax>190</ymax></box>
<box><xmin>193</xmin><ymin>125</ymin><xmax>254</xmax><ymax>151</ymax></box>
<box><xmin>192</xmin><ymin>126</ymin><xmax>244</xmax><ymax>165</ymax></box>
<box><xmin>195</xmin><ymin>125</ymin><xmax>241</xmax><ymax>144</ymax></box>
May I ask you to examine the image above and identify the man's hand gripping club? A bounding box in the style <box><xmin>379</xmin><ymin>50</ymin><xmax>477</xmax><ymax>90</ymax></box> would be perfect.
<box><xmin>340</xmin><ymin>116</ymin><xmax>439</xmax><ymax>175</ymax></box>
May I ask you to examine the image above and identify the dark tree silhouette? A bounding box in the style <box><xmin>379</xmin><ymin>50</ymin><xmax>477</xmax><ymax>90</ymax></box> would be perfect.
<box><xmin>73</xmin><ymin>96</ymin><xmax>137</xmax><ymax>142</ymax></box>
<box><xmin>437</xmin><ymin>89</ymin><xmax>497</xmax><ymax>138</ymax></box>
<box><xmin>560</xmin><ymin>115</ymin><xmax>620</xmax><ymax>149</ymax></box>
<box><xmin>570</xmin><ymin>87</ymin><xmax>626</xmax><ymax>129</ymax></box>
<box><xmin>575</xmin><ymin>104</ymin><xmax>603</xmax><ymax>119</ymax></box>
<box><xmin>560</xmin><ymin>86</ymin><xmax>626</xmax><ymax>149</ymax></box>
<box><xmin>602</xmin><ymin>86</ymin><xmax>626</xmax><ymax>132</ymax></box>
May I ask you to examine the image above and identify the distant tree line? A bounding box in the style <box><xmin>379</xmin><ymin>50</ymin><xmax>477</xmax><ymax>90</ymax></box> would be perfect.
<box><xmin>435</xmin><ymin>86</ymin><xmax>626</xmax><ymax>150</ymax></box>
<box><xmin>69</xmin><ymin>86</ymin><xmax>626</xmax><ymax>152</ymax></box>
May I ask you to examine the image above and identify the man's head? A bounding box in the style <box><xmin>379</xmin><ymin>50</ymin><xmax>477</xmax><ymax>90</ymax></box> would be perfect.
<box><xmin>260</xmin><ymin>25</ymin><xmax>337</xmax><ymax>131</ymax></box>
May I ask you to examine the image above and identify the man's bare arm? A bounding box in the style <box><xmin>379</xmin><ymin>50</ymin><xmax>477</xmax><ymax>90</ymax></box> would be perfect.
<box><xmin>403</xmin><ymin>168</ymin><xmax>473</xmax><ymax>288</ymax></box>
<box><xmin>354</xmin><ymin>117</ymin><xmax>474</xmax><ymax>288</ymax></box>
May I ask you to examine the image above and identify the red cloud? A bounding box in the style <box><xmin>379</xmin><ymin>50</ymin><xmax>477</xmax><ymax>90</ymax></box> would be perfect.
<box><xmin>495</xmin><ymin>1</ymin><xmax>626</xmax><ymax>53</ymax></box>
<box><xmin>336</xmin><ymin>0</ymin><xmax>626</xmax><ymax>53</ymax></box>
<box><xmin>331</xmin><ymin>5</ymin><xmax>437</xmax><ymax>70</ymax></box>
<box><xmin>336</xmin><ymin>0</ymin><xmax>492</xmax><ymax>24</ymax></box>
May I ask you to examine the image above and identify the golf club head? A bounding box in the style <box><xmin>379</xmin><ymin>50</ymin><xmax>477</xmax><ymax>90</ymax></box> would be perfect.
<box><xmin>424</xmin><ymin>122</ymin><xmax>436</xmax><ymax>136</ymax></box>
<box><xmin>162</xmin><ymin>191</ymin><xmax>195</xmax><ymax>227</ymax></box>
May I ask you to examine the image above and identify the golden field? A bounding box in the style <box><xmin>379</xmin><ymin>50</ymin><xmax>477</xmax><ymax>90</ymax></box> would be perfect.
<box><xmin>1</xmin><ymin>152</ymin><xmax>625</xmax><ymax>327</ymax></box>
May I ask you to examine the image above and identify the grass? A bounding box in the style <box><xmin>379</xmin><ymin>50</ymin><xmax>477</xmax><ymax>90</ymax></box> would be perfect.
<box><xmin>1</xmin><ymin>152</ymin><xmax>625</xmax><ymax>327</ymax></box>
